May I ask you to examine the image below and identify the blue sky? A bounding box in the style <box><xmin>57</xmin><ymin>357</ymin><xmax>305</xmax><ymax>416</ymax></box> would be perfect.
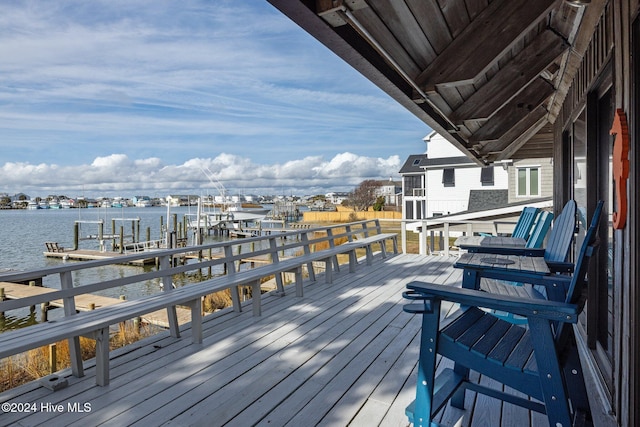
<box><xmin>0</xmin><ymin>0</ymin><xmax>430</xmax><ymax>197</ymax></box>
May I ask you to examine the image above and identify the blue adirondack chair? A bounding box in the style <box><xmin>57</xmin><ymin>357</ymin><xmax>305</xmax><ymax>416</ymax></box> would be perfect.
<box><xmin>511</xmin><ymin>206</ymin><xmax>540</xmax><ymax>240</ymax></box>
<box><xmin>479</xmin><ymin>206</ymin><xmax>539</xmax><ymax>238</ymax></box>
<box><xmin>466</xmin><ymin>200</ymin><xmax>576</xmax><ymax>273</ymax></box>
<box><xmin>403</xmin><ymin>200</ymin><xmax>603</xmax><ymax>427</ymax></box>
<box><xmin>524</xmin><ymin>210</ymin><xmax>553</xmax><ymax>248</ymax></box>
<box><xmin>483</xmin><ymin>210</ymin><xmax>554</xmax><ymax>324</ymax></box>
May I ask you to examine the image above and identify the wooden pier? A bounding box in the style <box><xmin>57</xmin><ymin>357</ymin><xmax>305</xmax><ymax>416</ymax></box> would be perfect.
<box><xmin>43</xmin><ymin>248</ymin><xmax>157</xmax><ymax>265</ymax></box>
<box><xmin>0</xmin><ymin>282</ymin><xmax>191</xmax><ymax>328</ymax></box>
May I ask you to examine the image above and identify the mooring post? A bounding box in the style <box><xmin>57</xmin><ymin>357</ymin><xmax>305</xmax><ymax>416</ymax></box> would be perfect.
<box><xmin>111</xmin><ymin>219</ymin><xmax>116</xmax><ymax>251</ymax></box>
<box><xmin>49</xmin><ymin>344</ymin><xmax>57</xmax><ymax>374</ymax></box>
<box><xmin>41</xmin><ymin>302</ymin><xmax>49</xmax><ymax>322</ymax></box>
<box><xmin>29</xmin><ymin>281</ymin><xmax>36</xmax><ymax>313</ymax></box>
<box><xmin>119</xmin><ymin>295</ymin><xmax>127</xmax><ymax>340</ymax></box>
<box><xmin>73</xmin><ymin>222</ymin><xmax>79</xmax><ymax>250</ymax></box>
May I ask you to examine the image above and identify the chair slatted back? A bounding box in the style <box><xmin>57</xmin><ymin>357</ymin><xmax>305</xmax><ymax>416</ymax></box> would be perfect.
<box><xmin>512</xmin><ymin>207</ymin><xmax>540</xmax><ymax>240</ymax></box>
<box><xmin>543</xmin><ymin>200</ymin><xmax>576</xmax><ymax>262</ymax></box>
<box><xmin>556</xmin><ymin>200</ymin><xmax>603</xmax><ymax>346</ymax></box>
<box><xmin>525</xmin><ymin>211</ymin><xmax>553</xmax><ymax>248</ymax></box>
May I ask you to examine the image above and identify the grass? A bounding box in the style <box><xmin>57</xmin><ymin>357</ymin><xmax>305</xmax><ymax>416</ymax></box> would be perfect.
<box><xmin>0</xmin><ymin>321</ymin><xmax>158</xmax><ymax>392</ymax></box>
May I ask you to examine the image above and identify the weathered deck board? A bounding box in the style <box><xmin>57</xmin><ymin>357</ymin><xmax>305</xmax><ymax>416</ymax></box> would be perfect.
<box><xmin>0</xmin><ymin>254</ymin><xmax>542</xmax><ymax>427</ymax></box>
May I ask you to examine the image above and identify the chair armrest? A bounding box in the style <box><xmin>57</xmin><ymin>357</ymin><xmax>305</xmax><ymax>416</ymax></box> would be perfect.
<box><xmin>546</xmin><ymin>261</ymin><xmax>574</xmax><ymax>274</ymax></box>
<box><xmin>462</xmin><ymin>246</ymin><xmax>545</xmax><ymax>257</ymax></box>
<box><xmin>404</xmin><ymin>281</ymin><xmax>578</xmax><ymax>322</ymax></box>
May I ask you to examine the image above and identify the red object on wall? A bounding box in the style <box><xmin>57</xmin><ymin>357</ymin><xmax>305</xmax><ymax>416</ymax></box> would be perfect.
<box><xmin>610</xmin><ymin>109</ymin><xmax>629</xmax><ymax>230</ymax></box>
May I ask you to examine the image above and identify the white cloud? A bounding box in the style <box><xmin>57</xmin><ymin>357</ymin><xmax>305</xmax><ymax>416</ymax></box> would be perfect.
<box><xmin>0</xmin><ymin>152</ymin><xmax>402</xmax><ymax>197</ymax></box>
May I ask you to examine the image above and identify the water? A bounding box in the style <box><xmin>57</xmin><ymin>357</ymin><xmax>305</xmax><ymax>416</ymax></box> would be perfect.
<box><xmin>0</xmin><ymin>206</ymin><xmax>224</xmax><ymax>329</ymax></box>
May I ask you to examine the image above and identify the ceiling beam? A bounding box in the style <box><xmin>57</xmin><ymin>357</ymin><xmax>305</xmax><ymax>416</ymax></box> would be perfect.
<box><xmin>451</xmin><ymin>29</ymin><xmax>568</xmax><ymax>123</ymax></box>
<box><xmin>481</xmin><ymin>106</ymin><xmax>549</xmax><ymax>163</ymax></box>
<box><xmin>490</xmin><ymin>113</ymin><xmax>550</xmax><ymax>163</ymax></box>
<box><xmin>469</xmin><ymin>77</ymin><xmax>555</xmax><ymax>145</ymax></box>
<box><xmin>415</xmin><ymin>0</ymin><xmax>557</xmax><ymax>92</ymax></box>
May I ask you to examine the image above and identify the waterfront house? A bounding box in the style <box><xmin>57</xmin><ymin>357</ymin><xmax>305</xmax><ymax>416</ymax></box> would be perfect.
<box><xmin>273</xmin><ymin>1</ymin><xmax>639</xmax><ymax>425</ymax></box>
<box><xmin>399</xmin><ymin>131</ymin><xmax>510</xmax><ymax>220</ymax></box>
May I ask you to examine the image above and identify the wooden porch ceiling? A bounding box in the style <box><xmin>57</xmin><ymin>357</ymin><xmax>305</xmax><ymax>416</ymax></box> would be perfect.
<box><xmin>268</xmin><ymin>0</ymin><xmax>608</xmax><ymax>165</ymax></box>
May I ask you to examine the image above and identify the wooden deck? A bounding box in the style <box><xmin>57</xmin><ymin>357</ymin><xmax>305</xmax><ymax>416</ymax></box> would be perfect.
<box><xmin>43</xmin><ymin>249</ymin><xmax>156</xmax><ymax>265</ymax></box>
<box><xmin>0</xmin><ymin>254</ymin><xmax>547</xmax><ymax>427</ymax></box>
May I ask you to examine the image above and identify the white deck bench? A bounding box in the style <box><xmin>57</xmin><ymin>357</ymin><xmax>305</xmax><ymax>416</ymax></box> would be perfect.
<box><xmin>0</xmin><ymin>220</ymin><xmax>398</xmax><ymax>387</ymax></box>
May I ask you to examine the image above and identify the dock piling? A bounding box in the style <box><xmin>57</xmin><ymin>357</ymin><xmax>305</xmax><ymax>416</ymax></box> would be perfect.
<box><xmin>49</xmin><ymin>344</ymin><xmax>57</xmax><ymax>374</ymax></box>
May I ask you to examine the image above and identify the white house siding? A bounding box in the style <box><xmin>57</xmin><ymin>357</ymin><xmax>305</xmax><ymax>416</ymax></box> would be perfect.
<box><xmin>424</xmin><ymin>165</ymin><xmax>508</xmax><ymax>217</ymax></box>
<box><xmin>400</xmin><ymin>132</ymin><xmax>509</xmax><ymax>221</ymax></box>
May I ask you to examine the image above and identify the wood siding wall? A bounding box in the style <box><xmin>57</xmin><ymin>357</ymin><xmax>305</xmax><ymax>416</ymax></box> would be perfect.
<box><xmin>507</xmin><ymin>158</ymin><xmax>554</xmax><ymax>204</ymax></box>
<box><xmin>554</xmin><ymin>2</ymin><xmax>640</xmax><ymax>426</ymax></box>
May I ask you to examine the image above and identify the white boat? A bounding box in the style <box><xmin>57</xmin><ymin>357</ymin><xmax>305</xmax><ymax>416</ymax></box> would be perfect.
<box><xmin>225</xmin><ymin>202</ymin><xmax>270</xmax><ymax>221</ymax></box>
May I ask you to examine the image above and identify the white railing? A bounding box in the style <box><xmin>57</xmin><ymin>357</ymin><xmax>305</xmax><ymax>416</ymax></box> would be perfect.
<box><xmin>399</xmin><ymin>218</ymin><xmax>517</xmax><ymax>256</ymax></box>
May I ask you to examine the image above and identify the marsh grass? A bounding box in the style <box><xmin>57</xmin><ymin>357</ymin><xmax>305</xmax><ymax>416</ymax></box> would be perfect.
<box><xmin>0</xmin><ymin>321</ymin><xmax>157</xmax><ymax>392</ymax></box>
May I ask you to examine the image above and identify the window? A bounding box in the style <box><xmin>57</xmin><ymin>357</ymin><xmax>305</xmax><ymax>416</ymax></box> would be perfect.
<box><xmin>404</xmin><ymin>175</ymin><xmax>423</xmax><ymax>196</ymax></box>
<box><xmin>442</xmin><ymin>168</ymin><xmax>455</xmax><ymax>187</ymax></box>
<box><xmin>480</xmin><ymin>166</ymin><xmax>494</xmax><ymax>186</ymax></box>
<box><xmin>516</xmin><ymin>167</ymin><xmax>540</xmax><ymax>196</ymax></box>
<box><xmin>412</xmin><ymin>158</ymin><xmax>421</xmax><ymax>166</ymax></box>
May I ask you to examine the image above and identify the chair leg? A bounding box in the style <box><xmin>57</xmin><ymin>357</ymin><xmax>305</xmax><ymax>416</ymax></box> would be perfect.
<box><xmin>412</xmin><ymin>299</ymin><xmax>441</xmax><ymax>426</ymax></box>
<box><xmin>529</xmin><ymin>318</ymin><xmax>573</xmax><ymax>427</ymax></box>
<box><xmin>563</xmin><ymin>337</ymin><xmax>592</xmax><ymax>421</ymax></box>
<box><xmin>451</xmin><ymin>363</ymin><xmax>469</xmax><ymax>409</ymax></box>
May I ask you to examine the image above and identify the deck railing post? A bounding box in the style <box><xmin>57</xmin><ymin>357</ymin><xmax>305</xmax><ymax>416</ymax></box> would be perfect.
<box><xmin>362</xmin><ymin>221</ymin><xmax>370</xmax><ymax>238</ymax></box>
<box><xmin>224</xmin><ymin>245</ymin><xmax>241</xmax><ymax>312</ymax></box>
<box><xmin>443</xmin><ymin>223</ymin><xmax>450</xmax><ymax>257</ymax></box>
<box><xmin>401</xmin><ymin>220</ymin><xmax>407</xmax><ymax>254</ymax></box>
<box><xmin>158</xmin><ymin>254</ymin><xmax>180</xmax><ymax>338</ymax></box>
<box><xmin>326</xmin><ymin>228</ymin><xmax>340</xmax><ymax>273</ymax></box>
<box><xmin>59</xmin><ymin>270</ymin><xmax>84</xmax><ymax>379</ymax></box>
<box><xmin>301</xmin><ymin>232</ymin><xmax>316</xmax><ymax>282</ymax></box>
<box><xmin>269</xmin><ymin>237</ymin><xmax>284</xmax><ymax>294</ymax></box>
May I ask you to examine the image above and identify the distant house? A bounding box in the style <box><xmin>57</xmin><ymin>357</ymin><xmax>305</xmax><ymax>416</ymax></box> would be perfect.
<box><xmin>166</xmin><ymin>195</ymin><xmax>198</xmax><ymax>206</ymax></box>
<box><xmin>374</xmin><ymin>181</ymin><xmax>402</xmax><ymax>206</ymax></box>
<box><xmin>325</xmin><ymin>192</ymin><xmax>349</xmax><ymax>205</ymax></box>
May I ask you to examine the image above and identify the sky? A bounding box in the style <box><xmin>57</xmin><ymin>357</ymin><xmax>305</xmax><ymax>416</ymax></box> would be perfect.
<box><xmin>0</xmin><ymin>0</ymin><xmax>430</xmax><ymax>198</ymax></box>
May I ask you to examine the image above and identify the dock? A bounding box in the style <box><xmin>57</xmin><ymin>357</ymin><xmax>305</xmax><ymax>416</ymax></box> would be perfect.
<box><xmin>0</xmin><ymin>281</ymin><xmax>192</xmax><ymax>328</ymax></box>
<box><xmin>44</xmin><ymin>249</ymin><xmax>157</xmax><ymax>265</ymax></box>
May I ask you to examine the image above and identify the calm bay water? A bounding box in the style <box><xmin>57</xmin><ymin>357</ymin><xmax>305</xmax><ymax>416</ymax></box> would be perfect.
<box><xmin>0</xmin><ymin>206</ymin><xmax>222</xmax><ymax>329</ymax></box>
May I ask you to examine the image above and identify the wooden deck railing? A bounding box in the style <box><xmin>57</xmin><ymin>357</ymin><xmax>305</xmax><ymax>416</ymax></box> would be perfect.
<box><xmin>0</xmin><ymin>219</ymin><xmax>398</xmax><ymax>386</ymax></box>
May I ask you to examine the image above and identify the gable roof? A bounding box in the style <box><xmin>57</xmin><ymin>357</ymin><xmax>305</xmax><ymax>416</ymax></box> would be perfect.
<box><xmin>399</xmin><ymin>154</ymin><xmax>476</xmax><ymax>174</ymax></box>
